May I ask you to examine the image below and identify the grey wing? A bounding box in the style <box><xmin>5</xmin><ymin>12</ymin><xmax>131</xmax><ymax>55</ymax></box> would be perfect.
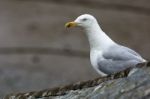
<box><xmin>98</xmin><ymin>59</ymin><xmax>139</xmax><ymax>74</ymax></box>
<box><xmin>121</xmin><ymin>46</ymin><xmax>143</xmax><ymax>58</ymax></box>
<box><xmin>103</xmin><ymin>45</ymin><xmax>144</xmax><ymax>62</ymax></box>
<box><xmin>98</xmin><ymin>45</ymin><xmax>144</xmax><ymax>74</ymax></box>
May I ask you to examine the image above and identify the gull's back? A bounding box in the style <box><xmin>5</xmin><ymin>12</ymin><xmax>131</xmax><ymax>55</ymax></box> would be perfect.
<box><xmin>97</xmin><ymin>44</ymin><xmax>146</xmax><ymax>75</ymax></box>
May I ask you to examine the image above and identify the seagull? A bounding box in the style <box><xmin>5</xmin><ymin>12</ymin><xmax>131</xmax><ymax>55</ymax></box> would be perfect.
<box><xmin>65</xmin><ymin>14</ymin><xmax>147</xmax><ymax>76</ymax></box>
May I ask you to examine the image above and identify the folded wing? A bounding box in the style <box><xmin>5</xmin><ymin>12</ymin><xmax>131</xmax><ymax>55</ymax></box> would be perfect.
<box><xmin>98</xmin><ymin>45</ymin><xmax>145</xmax><ymax>74</ymax></box>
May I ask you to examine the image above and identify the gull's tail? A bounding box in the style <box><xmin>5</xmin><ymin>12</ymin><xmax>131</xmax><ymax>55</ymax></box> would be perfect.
<box><xmin>136</xmin><ymin>61</ymin><xmax>150</xmax><ymax>68</ymax></box>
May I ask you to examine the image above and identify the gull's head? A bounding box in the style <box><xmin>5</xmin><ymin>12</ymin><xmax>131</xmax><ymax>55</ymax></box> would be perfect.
<box><xmin>65</xmin><ymin>14</ymin><xmax>97</xmax><ymax>29</ymax></box>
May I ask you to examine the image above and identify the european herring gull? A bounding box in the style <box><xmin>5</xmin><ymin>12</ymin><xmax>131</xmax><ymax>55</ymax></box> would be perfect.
<box><xmin>65</xmin><ymin>14</ymin><xmax>147</xmax><ymax>76</ymax></box>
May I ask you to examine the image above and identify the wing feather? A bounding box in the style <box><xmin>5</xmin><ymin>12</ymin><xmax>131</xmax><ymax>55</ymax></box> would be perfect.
<box><xmin>97</xmin><ymin>45</ymin><xmax>144</xmax><ymax>74</ymax></box>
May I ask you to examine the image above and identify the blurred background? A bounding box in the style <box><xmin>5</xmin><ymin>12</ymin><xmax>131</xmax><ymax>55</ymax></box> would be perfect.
<box><xmin>0</xmin><ymin>0</ymin><xmax>150</xmax><ymax>98</ymax></box>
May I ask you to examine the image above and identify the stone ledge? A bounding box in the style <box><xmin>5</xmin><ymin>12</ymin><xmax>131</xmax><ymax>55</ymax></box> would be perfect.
<box><xmin>4</xmin><ymin>63</ymin><xmax>150</xmax><ymax>99</ymax></box>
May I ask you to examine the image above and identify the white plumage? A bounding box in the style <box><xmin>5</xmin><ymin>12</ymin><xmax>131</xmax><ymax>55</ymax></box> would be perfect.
<box><xmin>66</xmin><ymin>14</ymin><xmax>146</xmax><ymax>76</ymax></box>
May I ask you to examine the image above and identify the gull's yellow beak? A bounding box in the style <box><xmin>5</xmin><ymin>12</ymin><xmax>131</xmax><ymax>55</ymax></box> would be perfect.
<box><xmin>65</xmin><ymin>21</ymin><xmax>78</xmax><ymax>28</ymax></box>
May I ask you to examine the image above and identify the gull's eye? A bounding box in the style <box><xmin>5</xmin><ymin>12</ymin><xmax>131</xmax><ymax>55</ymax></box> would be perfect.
<box><xmin>82</xmin><ymin>18</ymin><xmax>87</xmax><ymax>21</ymax></box>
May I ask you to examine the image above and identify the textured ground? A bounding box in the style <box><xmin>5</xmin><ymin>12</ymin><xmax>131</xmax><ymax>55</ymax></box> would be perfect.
<box><xmin>47</xmin><ymin>67</ymin><xmax>150</xmax><ymax>99</ymax></box>
<box><xmin>5</xmin><ymin>67</ymin><xmax>150</xmax><ymax>99</ymax></box>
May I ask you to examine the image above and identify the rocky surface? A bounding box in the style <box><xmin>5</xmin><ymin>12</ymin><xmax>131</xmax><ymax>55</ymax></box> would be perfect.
<box><xmin>4</xmin><ymin>66</ymin><xmax>150</xmax><ymax>99</ymax></box>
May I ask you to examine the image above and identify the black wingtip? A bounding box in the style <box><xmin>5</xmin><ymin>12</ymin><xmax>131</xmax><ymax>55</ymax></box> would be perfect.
<box><xmin>147</xmin><ymin>61</ymin><xmax>150</xmax><ymax>67</ymax></box>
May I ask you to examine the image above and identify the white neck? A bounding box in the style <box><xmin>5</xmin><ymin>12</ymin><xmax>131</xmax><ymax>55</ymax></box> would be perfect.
<box><xmin>84</xmin><ymin>22</ymin><xmax>116</xmax><ymax>51</ymax></box>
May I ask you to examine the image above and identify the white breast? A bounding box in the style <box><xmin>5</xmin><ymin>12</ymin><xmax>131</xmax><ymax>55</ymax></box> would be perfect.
<box><xmin>90</xmin><ymin>49</ymin><xmax>107</xmax><ymax>76</ymax></box>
